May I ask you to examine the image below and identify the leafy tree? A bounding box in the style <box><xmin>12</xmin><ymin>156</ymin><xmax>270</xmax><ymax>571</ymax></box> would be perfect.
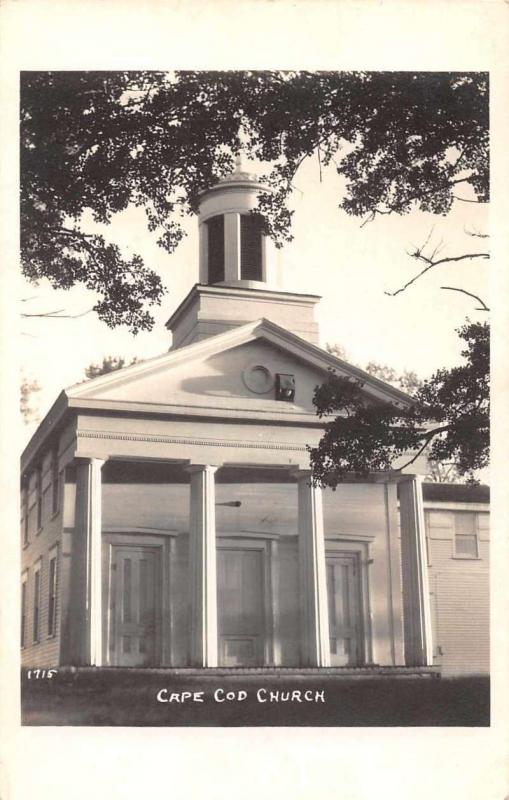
<box><xmin>20</xmin><ymin>375</ymin><xmax>41</xmax><ymax>424</ymax></box>
<box><xmin>324</xmin><ymin>348</ymin><xmax>470</xmax><ymax>482</ymax></box>
<box><xmin>84</xmin><ymin>355</ymin><xmax>140</xmax><ymax>379</ymax></box>
<box><xmin>21</xmin><ymin>70</ymin><xmax>488</xmax><ymax>332</ymax></box>
<box><xmin>326</xmin><ymin>343</ymin><xmax>348</xmax><ymax>361</ymax></box>
<box><xmin>326</xmin><ymin>345</ymin><xmax>423</xmax><ymax>396</ymax></box>
<box><xmin>425</xmin><ymin>460</ymin><xmax>464</xmax><ymax>484</ymax></box>
<box><xmin>311</xmin><ymin>320</ymin><xmax>489</xmax><ymax>487</ymax></box>
<box><xmin>363</xmin><ymin>362</ymin><xmax>422</xmax><ymax>396</ymax></box>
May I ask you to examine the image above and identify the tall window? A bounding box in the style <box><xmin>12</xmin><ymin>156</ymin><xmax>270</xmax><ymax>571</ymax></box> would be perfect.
<box><xmin>21</xmin><ymin>573</ymin><xmax>28</xmax><ymax>648</ymax></box>
<box><xmin>240</xmin><ymin>214</ymin><xmax>263</xmax><ymax>281</ymax></box>
<box><xmin>48</xmin><ymin>549</ymin><xmax>58</xmax><ymax>636</ymax></box>
<box><xmin>51</xmin><ymin>449</ymin><xmax>59</xmax><ymax>515</ymax></box>
<box><xmin>454</xmin><ymin>512</ymin><xmax>479</xmax><ymax>558</ymax></box>
<box><xmin>33</xmin><ymin>561</ymin><xmax>41</xmax><ymax>643</ymax></box>
<box><xmin>22</xmin><ymin>483</ymin><xmax>29</xmax><ymax>546</ymax></box>
<box><xmin>36</xmin><ymin>465</ymin><xmax>42</xmax><ymax>530</ymax></box>
<box><xmin>206</xmin><ymin>215</ymin><xmax>225</xmax><ymax>284</ymax></box>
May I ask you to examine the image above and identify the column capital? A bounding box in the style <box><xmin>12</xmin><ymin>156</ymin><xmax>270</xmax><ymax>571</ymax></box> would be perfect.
<box><xmin>184</xmin><ymin>464</ymin><xmax>220</xmax><ymax>476</ymax></box>
<box><xmin>398</xmin><ymin>473</ymin><xmax>422</xmax><ymax>484</ymax></box>
<box><xmin>291</xmin><ymin>468</ymin><xmax>314</xmax><ymax>483</ymax></box>
<box><xmin>74</xmin><ymin>456</ymin><xmax>107</xmax><ymax>468</ymax></box>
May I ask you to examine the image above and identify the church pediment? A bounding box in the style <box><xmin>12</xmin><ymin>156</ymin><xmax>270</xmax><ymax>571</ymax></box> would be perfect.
<box><xmin>66</xmin><ymin>319</ymin><xmax>412</xmax><ymax>416</ymax></box>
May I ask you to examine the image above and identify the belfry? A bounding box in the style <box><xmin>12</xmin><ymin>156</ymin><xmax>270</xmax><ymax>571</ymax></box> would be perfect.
<box><xmin>167</xmin><ymin>158</ymin><xmax>320</xmax><ymax>349</ymax></box>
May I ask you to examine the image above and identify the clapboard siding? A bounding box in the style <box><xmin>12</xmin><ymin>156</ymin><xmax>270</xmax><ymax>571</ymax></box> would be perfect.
<box><xmin>21</xmin><ymin>535</ymin><xmax>62</xmax><ymax>667</ymax></box>
<box><xmin>20</xmin><ymin>440</ymin><xmax>65</xmax><ymax>668</ymax></box>
<box><xmin>425</xmin><ymin>508</ymin><xmax>489</xmax><ymax>676</ymax></box>
<box><xmin>432</xmin><ymin>571</ymin><xmax>489</xmax><ymax>675</ymax></box>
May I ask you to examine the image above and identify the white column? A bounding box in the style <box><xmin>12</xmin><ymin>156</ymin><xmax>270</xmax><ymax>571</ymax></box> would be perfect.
<box><xmin>74</xmin><ymin>457</ymin><xmax>105</xmax><ymax>666</ymax></box>
<box><xmin>224</xmin><ymin>212</ymin><xmax>240</xmax><ymax>282</ymax></box>
<box><xmin>295</xmin><ymin>470</ymin><xmax>330</xmax><ymax>667</ymax></box>
<box><xmin>187</xmin><ymin>465</ymin><xmax>218</xmax><ymax>667</ymax></box>
<box><xmin>399</xmin><ymin>475</ymin><xmax>433</xmax><ymax>666</ymax></box>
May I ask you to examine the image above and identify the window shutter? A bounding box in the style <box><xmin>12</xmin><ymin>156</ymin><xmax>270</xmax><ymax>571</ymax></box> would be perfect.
<box><xmin>240</xmin><ymin>215</ymin><xmax>263</xmax><ymax>281</ymax></box>
<box><xmin>206</xmin><ymin>215</ymin><xmax>225</xmax><ymax>284</ymax></box>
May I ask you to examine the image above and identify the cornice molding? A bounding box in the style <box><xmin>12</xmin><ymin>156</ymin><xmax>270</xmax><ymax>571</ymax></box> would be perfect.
<box><xmin>77</xmin><ymin>428</ymin><xmax>308</xmax><ymax>453</ymax></box>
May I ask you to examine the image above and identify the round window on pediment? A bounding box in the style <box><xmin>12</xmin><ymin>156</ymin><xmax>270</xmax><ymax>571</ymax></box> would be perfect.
<box><xmin>242</xmin><ymin>364</ymin><xmax>274</xmax><ymax>394</ymax></box>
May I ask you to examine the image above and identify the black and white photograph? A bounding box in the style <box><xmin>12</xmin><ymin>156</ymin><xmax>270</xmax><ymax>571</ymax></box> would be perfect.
<box><xmin>18</xmin><ymin>68</ymin><xmax>491</xmax><ymax>727</ymax></box>
<box><xmin>1</xmin><ymin>2</ymin><xmax>508</xmax><ymax>799</ymax></box>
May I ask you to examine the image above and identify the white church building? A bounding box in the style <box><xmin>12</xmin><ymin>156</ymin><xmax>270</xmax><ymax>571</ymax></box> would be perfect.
<box><xmin>20</xmin><ymin>164</ymin><xmax>489</xmax><ymax>675</ymax></box>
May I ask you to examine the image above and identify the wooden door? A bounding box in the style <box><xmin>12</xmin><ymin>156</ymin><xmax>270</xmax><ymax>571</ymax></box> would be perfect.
<box><xmin>326</xmin><ymin>553</ymin><xmax>362</xmax><ymax>666</ymax></box>
<box><xmin>110</xmin><ymin>545</ymin><xmax>161</xmax><ymax>667</ymax></box>
<box><xmin>217</xmin><ymin>547</ymin><xmax>265</xmax><ymax>666</ymax></box>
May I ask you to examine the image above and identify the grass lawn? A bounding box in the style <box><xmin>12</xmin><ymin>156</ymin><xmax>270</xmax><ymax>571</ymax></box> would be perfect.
<box><xmin>21</xmin><ymin>670</ymin><xmax>490</xmax><ymax>727</ymax></box>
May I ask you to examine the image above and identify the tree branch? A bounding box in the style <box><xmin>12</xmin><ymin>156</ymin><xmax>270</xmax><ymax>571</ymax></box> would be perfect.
<box><xmin>464</xmin><ymin>227</ymin><xmax>489</xmax><ymax>239</ymax></box>
<box><xmin>396</xmin><ymin>437</ymin><xmax>435</xmax><ymax>472</ymax></box>
<box><xmin>22</xmin><ymin>308</ymin><xmax>94</xmax><ymax>319</ymax></box>
<box><xmin>396</xmin><ymin>424</ymin><xmax>451</xmax><ymax>472</ymax></box>
<box><xmin>385</xmin><ymin>250</ymin><xmax>489</xmax><ymax>298</ymax></box>
<box><xmin>452</xmin><ymin>195</ymin><xmax>482</xmax><ymax>204</ymax></box>
<box><xmin>440</xmin><ymin>286</ymin><xmax>490</xmax><ymax>311</ymax></box>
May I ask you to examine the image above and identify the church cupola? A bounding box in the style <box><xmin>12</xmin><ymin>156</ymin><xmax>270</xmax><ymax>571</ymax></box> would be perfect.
<box><xmin>198</xmin><ymin>157</ymin><xmax>277</xmax><ymax>289</ymax></box>
<box><xmin>166</xmin><ymin>157</ymin><xmax>321</xmax><ymax>349</ymax></box>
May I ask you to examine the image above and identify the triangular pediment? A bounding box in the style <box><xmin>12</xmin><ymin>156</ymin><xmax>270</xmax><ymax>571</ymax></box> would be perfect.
<box><xmin>66</xmin><ymin>318</ymin><xmax>412</xmax><ymax>415</ymax></box>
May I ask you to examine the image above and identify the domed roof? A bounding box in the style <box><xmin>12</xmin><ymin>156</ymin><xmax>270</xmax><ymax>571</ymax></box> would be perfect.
<box><xmin>200</xmin><ymin>154</ymin><xmax>266</xmax><ymax>196</ymax></box>
<box><xmin>217</xmin><ymin>168</ymin><xmax>259</xmax><ymax>184</ymax></box>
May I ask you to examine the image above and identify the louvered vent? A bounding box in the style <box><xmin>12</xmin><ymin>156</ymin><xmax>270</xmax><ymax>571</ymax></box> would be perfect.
<box><xmin>206</xmin><ymin>215</ymin><xmax>225</xmax><ymax>284</ymax></box>
<box><xmin>240</xmin><ymin>214</ymin><xmax>263</xmax><ymax>281</ymax></box>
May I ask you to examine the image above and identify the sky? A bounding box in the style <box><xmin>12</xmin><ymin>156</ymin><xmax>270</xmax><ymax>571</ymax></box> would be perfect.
<box><xmin>20</xmin><ymin>154</ymin><xmax>489</xmax><ymax>443</ymax></box>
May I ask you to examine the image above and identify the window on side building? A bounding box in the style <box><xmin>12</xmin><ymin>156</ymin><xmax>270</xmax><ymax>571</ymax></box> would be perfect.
<box><xmin>21</xmin><ymin>572</ymin><xmax>28</xmax><ymax>648</ymax></box>
<box><xmin>453</xmin><ymin>512</ymin><xmax>479</xmax><ymax>559</ymax></box>
<box><xmin>33</xmin><ymin>560</ymin><xmax>42</xmax><ymax>643</ymax></box>
<box><xmin>48</xmin><ymin>547</ymin><xmax>58</xmax><ymax>637</ymax></box>
<box><xmin>51</xmin><ymin>449</ymin><xmax>59</xmax><ymax>515</ymax></box>
<box><xmin>36</xmin><ymin>465</ymin><xmax>43</xmax><ymax>531</ymax></box>
<box><xmin>22</xmin><ymin>482</ymin><xmax>29</xmax><ymax>546</ymax></box>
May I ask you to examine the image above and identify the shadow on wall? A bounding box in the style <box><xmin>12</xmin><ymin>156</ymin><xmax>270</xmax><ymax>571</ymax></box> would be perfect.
<box><xmin>180</xmin><ymin>372</ymin><xmax>246</xmax><ymax>398</ymax></box>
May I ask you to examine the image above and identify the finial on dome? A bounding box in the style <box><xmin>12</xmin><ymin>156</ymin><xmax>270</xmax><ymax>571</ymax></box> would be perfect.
<box><xmin>234</xmin><ymin>152</ymin><xmax>244</xmax><ymax>172</ymax></box>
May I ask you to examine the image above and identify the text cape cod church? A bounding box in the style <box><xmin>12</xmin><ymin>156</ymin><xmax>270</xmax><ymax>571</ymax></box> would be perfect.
<box><xmin>20</xmin><ymin>163</ymin><xmax>489</xmax><ymax>677</ymax></box>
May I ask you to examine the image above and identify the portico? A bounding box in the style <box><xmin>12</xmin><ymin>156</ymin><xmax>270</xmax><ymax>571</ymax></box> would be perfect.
<box><xmin>60</xmin><ymin>448</ymin><xmax>431</xmax><ymax>671</ymax></box>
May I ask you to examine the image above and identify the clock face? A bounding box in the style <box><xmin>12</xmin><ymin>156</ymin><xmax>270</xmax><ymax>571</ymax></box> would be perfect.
<box><xmin>242</xmin><ymin>364</ymin><xmax>274</xmax><ymax>394</ymax></box>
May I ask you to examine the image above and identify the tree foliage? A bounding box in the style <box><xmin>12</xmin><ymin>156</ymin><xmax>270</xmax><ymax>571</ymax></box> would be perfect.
<box><xmin>326</xmin><ymin>344</ymin><xmax>423</xmax><ymax>395</ymax></box>
<box><xmin>20</xmin><ymin>375</ymin><xmax>41</xmax><ymax>424</ymax></box>
<box><xmin>363</xmin><ymin>362</ymin><xmax>422</xmax><ymax>396</ymax></box>
<box><xmin>21</xmin><ymin>70</ymin><xmax>488</xmax><ymax>331</ymax></box>
<box><xmin>324</xmin><ymin>348</ymin><xmax>467</xmax><ymax>482</ymax></box>
<box><xmin>84</xmin><ymin>355</ymin><xmax>139</xmax><ymax>379</ymax></box>
<box><xmin>310</xmin><ymin>321</ymin><xmax>489</xmax><ymax>487</ymax></box>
